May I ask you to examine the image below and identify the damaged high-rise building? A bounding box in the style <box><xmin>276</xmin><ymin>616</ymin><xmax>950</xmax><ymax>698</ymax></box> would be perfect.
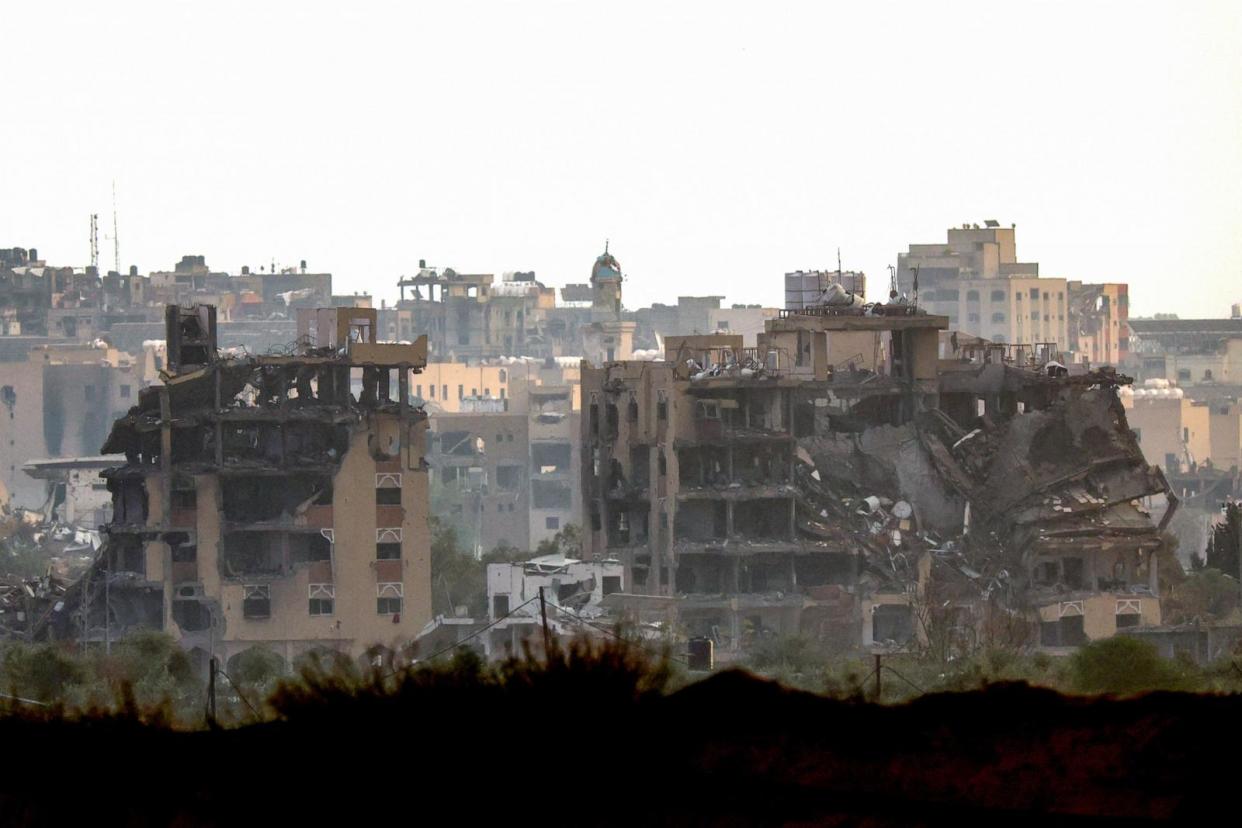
<box><xmin>35</xmin><ymin>304</ymin><xmax>432</xmax><ymax>669</ymax></box>
<box><xmin>583</xmin><ymin>297</ymin><xmax>1175</xmax><ymax>657</ymax></box>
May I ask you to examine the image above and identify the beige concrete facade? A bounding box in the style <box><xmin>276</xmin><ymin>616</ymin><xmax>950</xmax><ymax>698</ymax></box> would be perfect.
<box><xmin>582</xmin><ymin>312</ymin><xmax>948</xmax><ymax>653</ymax></box>
<box><xmin>90</xmin><ymin>306</ymin><xmax>433</xmax><ymax>667</ymax></box>
<box><xmin>898</xmin><ymin>223</ymin><xmax>1071</xmax><ymax>352</ymax></box>
<box><xmin>1209</xmin><ymin>402</ymin><xmax>1242</xmax><ymax>471</ymax></box>
<box><xmin>1036</xmin><ymin>594</ymin><xmax>1161</xmax><ymax>646</ymax></box>
<box><xmin>429</xmin><ymin>362</ymin><xmax>583</xmax><ymax>552</ymax></box>
<box><xmin>0</xmin><ymin>344</ymin><xmax>141</xmax><ymax>508</ymax></box>
<box><xmin>920</xmin><ymin>276</ymin><xmax>1069</xmax><ymax>351</ymax></box>
<box><xmin>1067</xmin><ymin>282</ymin><xmax>1129</xmax><ymax>366</ymax></box>
<box><xmin>1122</xmin><ymin>395</ymin><xmax>1212</xmax><ymax>472</ymax></box>
<box><xmin>1126</xmin><ymin>319</ymin><xmax>1242</xmax><ymax>392</ymax></box>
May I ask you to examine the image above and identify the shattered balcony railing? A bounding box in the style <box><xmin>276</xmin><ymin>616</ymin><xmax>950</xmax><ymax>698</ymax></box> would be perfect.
<box><xmin>778</xmin><ymin>303</ymin><xmax>922</xmax><ymax>319</ymax></box>
<box><xmin>684</xmin><ymin>347</ymin><xmax>788</xmax><ymax>382</ymax></box>
<box><xmin>958</xmin><ymin>341</ymin><xmax>1064</xmax><ymax>369</ymax></box>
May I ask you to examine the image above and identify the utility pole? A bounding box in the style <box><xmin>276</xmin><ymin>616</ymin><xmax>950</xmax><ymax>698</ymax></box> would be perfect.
<box><xmin>874</xmin><ymin>653</ymin><xmax>883</xmax><ymax>702</ymax></box>
<box><xmin>111</xmin><ymin>181</ymin><xmax>120</xmax><ymax>274</ymax></box>
<box><xmin>79</xmin><ymin>566</ymin><xmax>90</xmax><ymax>656</ymax></box>
<box><xmin>207</xmin><ymin>657</ymin><xmax>218</xmax><ymax>725</ymax></box>
<box><xmin>104</xmin><ymin>546</ymin><xmax>110</xmax><ymax>655</ymax></box>
<box><xmin>538</xmin><ymin>586</ymin><xmax>551</xmax><ymax>657</ymax></box>
<box><xmin>89</xmin><ymin>213</ymin><xmax>99</xmax><ymax>271</ymax></box>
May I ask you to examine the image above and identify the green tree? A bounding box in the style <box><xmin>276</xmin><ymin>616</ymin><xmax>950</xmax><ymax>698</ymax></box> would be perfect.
<box><xmin>1167</xmin><ymin>568</ymin><xmax>1240</xmax><ymax>623</ymax></box>
<box><xmin>534</xmin><ymin>523</ymin><xmax>582</xmax><ymax>558</ymax></box>
<box><xmin>1202</xmin><ymin>502</ymin><xmax>1241</xmax><ymax>576</ymax></box>
<box><xmin>1</xmin><ymin>642</ymin><xmax>87</xmax><ymax>703</ymax></box>
<box><xmin>430</xmin><ymin>516</ymin><xmax>485</xmax><ymax>616</ymax></box>
<box><xmin>1069</xmin><ymin>636</ymin><xmax>1196</xmax><ymax>695</ymax></box>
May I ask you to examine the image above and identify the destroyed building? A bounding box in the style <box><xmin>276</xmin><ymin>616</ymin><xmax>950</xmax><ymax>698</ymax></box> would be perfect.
<box><xmin>583</xmin><ymin>295</ymin><xmax>1175</xmax><ymax>657</ymax></box>
<box><xmin>33</xmin><ymin>304</ymin><xmax>433</xmax><ymax>668</ymax></box>
<box><xmin>429</xmin><ymin>373</ymin><xmax>581</xmax><ymax>553</ymax></box>
<box><xmin>394</xmin><ymin>260</ymin><xmax>614</xmax><ymax>361</ymax></box>
<box><xmin>413</xmin><ymin>552</ymin><xmax>625</xmax><ymax>661</ymax></box>
<box><xmin>1066</xmin><ymin>281</ymin><xmax>1129</xmax><ymax>367</ymax></box>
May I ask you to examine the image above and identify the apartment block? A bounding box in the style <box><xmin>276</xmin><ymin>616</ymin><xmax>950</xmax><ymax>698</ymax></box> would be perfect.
<box><xmin>1067</xmin><ymin>281</ymin><xmax>1129</xmax><ymax>366</ymax></box>
<box><xmin>0</xmin><ymin>342</ymin><xmax>141</xmax><ymax>508</ymax></box>
<box><xmin>429</xmin><ymin>369</ymin><xmax>582</xmax><ymax>553</ymax></box>
<box><xmin>51</xmin><ymin>304</ymin><xmax>433</xmax><ymax>670</ymax></box>
<box><xmin>1127</xmin><ymin>317</ymin><xmax>1242</xmax><ymax>395</ymax></box>
<box><xmin>898</xmin><ymin>222</ymin><xmax>1069</xmax><ymax>351</ymax></box>
<box><xmin>583</xmin><ymin>300</ymin><xmax>1171</xmax><ymax>657</ymax></box>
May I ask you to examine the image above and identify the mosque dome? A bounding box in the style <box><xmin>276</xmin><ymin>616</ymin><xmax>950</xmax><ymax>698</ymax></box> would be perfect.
<box><xmin>591</xmin><ymin>244</ymin><xmax>622</xmax><ymax>283</ymax></box>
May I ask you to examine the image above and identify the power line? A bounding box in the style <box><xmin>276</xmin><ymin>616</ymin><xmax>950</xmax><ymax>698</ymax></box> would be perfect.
<box><xmin>881</xmin><ymin>663</ymin><xmax>926</xmax><ymax>695</ymax></box>
<box><xmin>391</xmin><ymin>594</ymin><xmax>544</xmax><ymax>674</ymax></box>
<box><xmin>216</xmin><ymin>665</ymin><xmax>262</xmax><ymax>720</ymax></box>
<box><xmin>0</xmin><ymin>691</ymin><xmax>48</xmax><ymax>707</ymax></box>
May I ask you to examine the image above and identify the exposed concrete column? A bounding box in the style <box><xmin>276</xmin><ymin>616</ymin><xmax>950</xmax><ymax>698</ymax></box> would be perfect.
<box><xmin>650</xmin><ymin>494</ymin><xmax>663</xmax><ymax>596</ymax></box>
<box><xmin>1149</xmin><ymin>548</ymin><xmax>1159</xmax><ymax>594</ymax></box>
<box><xmin>648</xmin><ymin>444</ymin><xmax>661</xmax><ymax>572</ymax></box>
<box><xmin>159</xmin><ymin>387</ymin><xmax>173</xmax><ymax>528</ymax></box>
<box><xmin>213</xmin><ymin>367</ymin><xmax>225</xmax><ymax>466</ymax></box>
<box><xmin>398</xmin><ymin>365</ymin><xmax>410</xmax><ymax>454</ymax></box>
<box><xmin>726</xmin><ymin>501</ymin><xmax>735</xmax><ymax>536</ymax></box>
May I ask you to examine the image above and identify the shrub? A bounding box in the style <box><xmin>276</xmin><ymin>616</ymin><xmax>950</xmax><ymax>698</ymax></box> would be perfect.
<box><xmin>1069</xmin><ymin>637</ymin><xmax>1196</xmax><ymax>695</ymax></box>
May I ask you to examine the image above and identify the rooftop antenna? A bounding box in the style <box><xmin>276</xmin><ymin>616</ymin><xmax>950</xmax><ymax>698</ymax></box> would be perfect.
<box><xmin>604</xmin><ymin>238</ymin><xmax>609</xmax><ymax>255</ymax></box>
<box><xmin>89</xmin><ymin>213</ymin><xmax>99</xmax><ymax>271</ymax></box>
<box><xmin>887</xmin><ymin>264</ymin><xmax>898</xmax><ymax>300</ymax></box>
<box><xmin>910</xmin><ymin>264</ymin><xmax>920</xmax><ymax>307</ymax></box>
<box><xmin>111</xmin><ymin>181</ymin><xmax>120</xmax><ymax>274</ymax></box>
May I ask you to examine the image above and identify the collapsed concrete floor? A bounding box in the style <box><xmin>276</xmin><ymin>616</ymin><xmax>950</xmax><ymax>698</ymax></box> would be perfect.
<box><xmin>587</xmin><ymin>349</ymin><xmax>1176</xmax><ymax>658</ymax></box>
<box><xmin>792</xmin><ymin>374</ymin><xmax>1174</xmax><ymax>653</ymax></box>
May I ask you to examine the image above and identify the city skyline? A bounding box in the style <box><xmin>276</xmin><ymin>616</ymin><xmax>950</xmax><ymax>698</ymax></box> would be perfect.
<box><xmin>1</xmin><ymin>1</ymin><xmax>1239</xmax><ymax>318</ymax></box>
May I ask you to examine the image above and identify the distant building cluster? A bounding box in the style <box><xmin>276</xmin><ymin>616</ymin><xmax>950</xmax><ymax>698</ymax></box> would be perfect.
<box><xmin>3</xmin><ymin>223</ymin><xmax>1240</xmax><ymax>671</ymax></box>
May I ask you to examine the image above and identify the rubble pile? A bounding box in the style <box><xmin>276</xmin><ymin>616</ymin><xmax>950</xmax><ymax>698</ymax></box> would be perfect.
<box><xmin>789</xmin><ymin>368</ymin><xmax>1174</xmax><ymax>646</ymax></box>
<box><xmin>0</xmin><ymin>507</ymin><xmax>99</xmax><ymax>640</ymax></box>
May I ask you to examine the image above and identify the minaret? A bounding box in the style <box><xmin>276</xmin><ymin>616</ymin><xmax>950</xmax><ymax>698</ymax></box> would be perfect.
<box><xmin>590</xmin><ymin>239</ymin><xmax>624</xmax><ymax>321</ymax></box>
<box><xmin>582</xmin><ymin>241</ymin><xmax>635</xmax><ymax>364</ymax></box>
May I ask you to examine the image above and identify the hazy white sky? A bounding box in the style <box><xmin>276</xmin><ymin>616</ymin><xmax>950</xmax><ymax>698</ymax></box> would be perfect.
<box><xmin>2</xmin><ymin>1</ymin><xmax>1239</xmax><ymax>317</ymax></box>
